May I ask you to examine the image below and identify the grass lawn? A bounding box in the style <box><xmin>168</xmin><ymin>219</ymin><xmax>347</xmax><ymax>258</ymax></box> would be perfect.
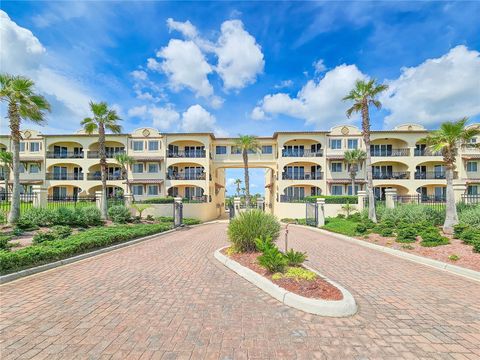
<box><xmin>322</xmin><ymin>217</ymin><xmax>358</xmax><ymax>237</ymax></box>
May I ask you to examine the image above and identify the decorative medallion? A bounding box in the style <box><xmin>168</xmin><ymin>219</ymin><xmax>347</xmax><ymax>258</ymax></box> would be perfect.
<box><xmin>23</xmin><ymin>130</ymin><xmax>32</xmax><ymax>139</ymax></box>
<box><xmin>408</xmin><ymin>125</ymin><xmax>413</xmax><ymax>131</ymax></box>
<box><xmin>341</xmin><ymin>126</ymin><xmax>349</xmax><ymax>135</ymax></box>
<box><xmin>142</xmin><ymin>129</ymin><xmax>151</xmax><ymax>137</ymax></box>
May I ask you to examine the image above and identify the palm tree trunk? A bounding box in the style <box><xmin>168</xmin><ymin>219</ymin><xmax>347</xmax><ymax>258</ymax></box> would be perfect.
<box><xmin>98</xmin><ymin>124</ymin><xmax>108</xmax><ymax>219</ymax></box>
<box><xmin>7</xmin><ymin>102</ymin><xmax>21</xmax><ymax>224</ymax></box>
<box><xmin>361</xmin><ymin>100</ymin><xmax>377</xmax><ymax>222</ymax></box>
<box><xmin>243</xmin><ymin>150</ymin><xmax>250</xmax><ymax>208</ymax></box>
<box><xmin>350</xmin><ymin>168</ymin><xmax>356</xmax><ymax>196</ymax></box>
<box><xmin>443</xmin><ymin>165</ymin><xmax>458</xmax><ymax>234</ymax></box>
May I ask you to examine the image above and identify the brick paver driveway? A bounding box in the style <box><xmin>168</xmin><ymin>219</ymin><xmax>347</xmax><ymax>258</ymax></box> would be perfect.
<box><xmin>1</xmin><ymin>223</ymin><xmax>480</xmax><ymax>360</ymax></box>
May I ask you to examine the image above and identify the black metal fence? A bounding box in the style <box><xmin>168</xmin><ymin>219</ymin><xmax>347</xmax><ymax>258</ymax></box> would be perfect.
<box><xmin>106</xmin><ymin>196</ymin><xmax>125</xmax><ymax>208</ymax></box>
<box><xmin>47</xmin><ymin>195</ymin><xmax>96</xmax><ymax>209</ymax></box>
<box><xmin>0</xmin><ymin>192</ymin><xmax>36</xmax><ymax>223</ymax></box>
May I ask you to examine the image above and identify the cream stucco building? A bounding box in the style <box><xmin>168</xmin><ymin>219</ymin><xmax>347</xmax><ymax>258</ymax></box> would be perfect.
<box><xmin>1</xmin><ymin>123</ymin><xmax>479</xmax><ymax>219</ymax></box>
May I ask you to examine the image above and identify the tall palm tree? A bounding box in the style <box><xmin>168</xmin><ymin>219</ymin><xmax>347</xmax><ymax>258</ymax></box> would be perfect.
<box><xmin>344</xmin><ymin>149</ymin><xmax>367</xmax><ymax>195</ymax></box>
<box><xmin>115</xmin><ymin>153</ymin><xmax>135</xmax><ymax>200</ymax></box>
<box><xmin>0</xmin><ymin>151</ymin><xmax>13</xmax><ymax>196</ymax></box>
<box><xmin>234</xmin><ymin>135</ymin><xmax>260</xmax><ymax>207</ymax></box>
<box><xmin>81</xmin><ymin>101</ymin><xmax>122</xmax><ymax>219</ymax></box>
<box><xmin>234</xmin><ymin>178</ymin><xmax>242</xmax><ymax>196</ymax></box>
<box><xmin>0</xmin><ymin>74</ymin><xmax>50</xmax><ymax>224</ymax></box>
<box><xmin>343</xmin><ymin>79</ymin><xmax>388</xmax><ymax>222</ymax></box>
<box><xmin>420</xmin><ymin>118</ymin><xmax>479</xmax><ymax>233</ymax></box>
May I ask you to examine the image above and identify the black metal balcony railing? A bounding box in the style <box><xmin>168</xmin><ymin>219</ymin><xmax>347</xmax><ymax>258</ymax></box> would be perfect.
<box><xmin>282</xmin><ymin>149</ymin><xmax>324</xmax><ymax>157</ymax></box>
<box><xmin>46</xmin><ymin>151</ymin><xmax>84</xmax><ymax>159</ymax></box>
<box><xmin>87</xmin><ymin>173</ymin><xmax>125</xmax><ymax>180</ymax></box>
<box><xmin>414</xmin><ymin>149</ymin><xmax>443</xmax><ymax>156</ymax></box>
<box><xmin>167</xmin><ymin>150</ymin><xmax>206</xmax><ymax>158</ymax></box>
<box><xmin>87</xmin><ymin>150</ymin><xmax>125</xmax><ymax>159</ymax></box>
<box><xmin>182</xmin><ymin>195</ymin><xmax>209</xmax><ymax>203</ymax></box>
<box><xmin>46</xmin><ymin>172</ymin><xmax>84</xmax><ymax>180</ymax></box>
<box><xmin>281</xmin><ymin>172</ymin><xmax>324</xmax><ymax>180</ymax></box>
<box><xmin>167</xmin><ymin>173</ymin><xmax>206</xmax><ymax>180</ymax></box>
<box><xmin>414</xmin><ymin>172</ymin><xmax>446</xmax><ymax>179</ymax></box>
<box><xmin>372</xmin><ymin>172</ymin><xmax>409</xmax><ymax>180</ymax></box>
<box><xmin>279</xmin><ymin>195</ymin><xmax>306</xmax><ymax>203</ymax></box>
<box><xmin>370</xmin><ymin>148</ymin><xmax>410</xmax><ymax>157</ymax></box>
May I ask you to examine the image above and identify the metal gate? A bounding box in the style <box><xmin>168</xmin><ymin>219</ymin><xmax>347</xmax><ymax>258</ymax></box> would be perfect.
<box><xmin>305</xmin><ymin>202</ymin><xmax>318</xmax><ymax>227</ymax></box>
<box><xmin>228</xmin><ymin>203</ymin><xmax>235</xmax><ymax>220</ymax></box>
<box><xmin>173</xmin><ymin>201</ymin><xmax>183</xmax><ymax>227</ymax></box>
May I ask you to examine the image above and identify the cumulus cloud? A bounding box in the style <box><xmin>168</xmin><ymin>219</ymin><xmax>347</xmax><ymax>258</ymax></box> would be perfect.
<box><xmin>166</xmin><ymin>18</ymin><xmax>198</xmax><ymax>39</ymax></box>
<box><xmin>215</xmin><ymin>20</ymin><xmax>264</xmax><ymax>90</ymax></box>
<box><xmin>130</xmin><ymin>70</ymin><xmax>148</xmax><ymax>81</ymax></box>
<box><xmin>180</xmin><ymin>104</ymin><xmax>226</xmax><ymax>136</ymax></box>
<box><xmin>150</xmin><ymin>105</ymin><xmax>180</xmax><ymax>130</ymax></box>
<box><xmin>382</xmin><ymin>45</ymin><xmax>480</xmax><ymax>128</ymax></box>
<box><xmin>251</xmin><ymin>106</ymin><xmax>266</xmax><ymax>120</ymax></box>
<box><xmin>127</xmin><ymin>105</ymin><xmax>147</xmax><ymax>118</ymax></box>
<box><xmin>253</xmin><ymin>64</ymin><xmax>366</xmax><ymax>128</ymax></box>
<box><xmin>274</xmin><ymin>80</ymin><xmax>294</xmax><ymax>89</ymax></box>
<box><xmin>313</xmin><ymin>59</ymin><xmax>326</xmax><ymax>74</ymax></box>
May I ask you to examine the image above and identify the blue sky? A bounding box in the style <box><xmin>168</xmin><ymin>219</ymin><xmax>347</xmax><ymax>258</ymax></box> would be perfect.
<box><xmin>1</xmin><ymin>1</ymin><xmax>480</xmax><ymax>194</ymax></box>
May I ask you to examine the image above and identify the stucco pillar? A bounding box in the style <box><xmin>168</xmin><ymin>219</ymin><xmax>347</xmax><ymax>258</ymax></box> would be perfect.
<box><xmin>124</xmin><ymin>193</ymin><xmax>133</xmax><ymax>208</ymax></box>
<box><xmin>233</xmin><ymin>197</ymin><xmax>241</xmax><ymax>217</ymax></box>
<box><xmin>357</xmin><ymin>190</ymin><xmax>367</xmax><ymax>211</ymax></box>
<box><xmin>316</xmin><ymin>198</ymin><xmax>325</xmax><ymax>228</ymax></box>
<box><xmin>32</xmin><ymin>185</ymin><xmax>47</xmax><ymax>208</ymax></box>
<box><xmin>453</xmin><ymin>183</ymin><xmax>467</xmax><ymax>204</ymax></box>
<box><xmin>174</xmin><ymin>197</ymin><xmax>183</xmax><ymax>227</ymax></box>
<box><xmin>256</xmin><ymin>197</ymin><xmax>264</xmax><ymax>211</ymax></box>
<box><xmin>385</xmin><ymin>188</ymin><xmax>397</xmax><ymax>209</ymax></box>
<box><xmin>95</xmin><ymin>191</ymin><xmax>103</xmax><ymax>213</ymax></box>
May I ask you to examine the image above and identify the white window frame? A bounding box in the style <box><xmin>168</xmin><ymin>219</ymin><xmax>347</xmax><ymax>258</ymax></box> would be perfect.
<box><xmin>29</xmin><ymin>164</ymin><xmax>40</xmax><ymax>173</ymax></box>
<box><xmin>132</xmin><ymin>185</ymin><xmax>144</xmax><ymax>196</ymax></box>
<box><xmin>19</xmin><ymin>142</ymin><xmax>26</xmax><ymax>152</ymax></box>
<box><xmin>148</xmin><ymin>163</ymin><xmax>159</xmax><ymax>173</ymax></box>
<box><xmin>30</xmin><ymin>142</ymin><xmax>41</xmax><ymax>152</ymax></box>
<box><xmin>331</xmin><ymin>185</ymin><xmax>343</xmax><ymax>195</ymax></box>
<box><xmin>147</xmin><ymin>185</ymin><xmax>158</xmax><ymax>196</ymax></box>
<box><xmin>216</xmin><ymin>146</ymin><xmax>227</xmax><ymax>155</ymax></box>
<box><xmin>347</xmin><ymin>139</ymin><xmax>358</xmax><ymax>149</ymax></box>
<box><xmin>330</xmin><ymin>139</ymin><xmax>342</xmax><ymax>150</ymax></box>
<box><xmin>331</xmin><ymin>162</ymin><xmax>343</xmax><ymax>173</ymax></box>
<box><xmin>132</xmin><ymin>163</ymin><xmax>144</xmax><ymax>173</ymax></box>
<box><xmin>148</xmin><ymin>140</ymin><xmax>159</xmax><ymax>151</ymax></box>
<box><xmin>466</xmin><ymin>161</ymin><xmax>478</xmax><ymax>172</ymax></box>
<box><xmin>132</xmin><ymin>141</ymin><xmax>144</xmax><ymax>151</ymax></box>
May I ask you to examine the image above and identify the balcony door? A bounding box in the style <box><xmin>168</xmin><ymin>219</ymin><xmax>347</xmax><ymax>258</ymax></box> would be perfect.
<box><xmin>284</xmin><ymin>166</ymin><xmax>304</xmax><ymax>180</ymax></box>
<box><xmin>73</xmin><ymin>167</ymin><xmax>81</xmax><ymax>180</ymax></box>
<box><xmin>108</xmin><ymin>167</ymin><xmax>121</xmax><ymax>179</ymax></box>
<box><xmin>184</xmin><ymin>166</ymin><xmax>203</xmax><ymax>180</ymax></box>
<box><xmin>185</xmin><ymin>186</ymin><xmax>203</xmax><ymax>199</ymax></box>
<box><xmin>184</xmin><ymin>146</ymin><xmax>204</xmax><ymax>157</ymax></box>
<box><xmin>434</xmin><ymin>165</ymin><xmax>445</xmax><ymax>178</ymax></box>
<box><xmin>370</xmin><ymin>144</ymin><xmax>392</xmax><ymax>156</ymax></box>
<box><xmin>434</xmin><ymin>187</ymin><xmax>446</xmax><ymax>200</ymax></box>
<box><xmin>373</xmin><ymin>165</ymin><xmax>393</xmax><ymax>178</ymax></box>
<box><xmin>53</xmin><ymin>166</ymin><xmax>67</xmax><ymax>180</ymax></box>
<box><xmin>311</xmin><ymin>165</ymin><xmax>321</xmax><ymax>179</ymax></box>
<box><xmin>53</xmin><ymin>146</ymin><xmax>67</xmax><ymax>158</ymax></box>
<box><xmin>284</xmin><ymin>186</ymin><xmax>305</xmax><ymax>200</ymax></box>
<box><xmin>283</xmin><ymin>145</ymin><xmax>304</xmax><ymax>157</ymax></box>
<box><xmin>53</xmin><ymin>186</ymin><xmax>67</xmax><ymax>199</ymax></box>
<box><xmin>168</xmin><ymin>145</ymin><xmax>179</xmax><ymax>156</ymax></box>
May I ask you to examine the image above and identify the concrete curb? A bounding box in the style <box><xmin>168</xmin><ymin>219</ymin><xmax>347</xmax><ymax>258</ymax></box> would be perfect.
<box><xmin>295</xmin><ymin>225</ymin><xmax>480</xmax><ymax>283</ymax></box>
<box><xmin>214</xmin><ymin>246</ymin><xmax>358</xmax><ymax>317</ymax></box>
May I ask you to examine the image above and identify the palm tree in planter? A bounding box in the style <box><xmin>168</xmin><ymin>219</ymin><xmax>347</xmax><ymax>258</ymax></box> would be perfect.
<box><xmin>115</xmin><ymin>153</ymin><xmax>135</xmax><ymax>199</ymax></box>
<box><xmin>419</xmin><ymin>118</ymin><xmax>479</xmax><ymax>234</ymax></box>
<box><xmin>344</xmin><ymin>149</ymin><xmax>367</xmax><ymax>195</ymax></box>
<box><xmin>234</xmin><ymin>135</ymin><xmax>260</xmax><ymax>208</ymax></box>
<box><xmin>0</xmin><ymin>74</ymin><xmax>50</xmax><ymax>224</ymax></box>
<box><xmin>343</xmin><ymin>79</ymin><xmax>388</xmax><ymax>222</ymax></box>
<box><xmin>81</xmin><ymin>101</ymin><xmax>122</xmax><ymax>219</ymax></box>
<box><xmin>234</xmin><ymin>178</ymin><xmax>242</xmax><ymax>196</ymax></box>
<box><xmin>0</xmin><ymin>151</ymin><xmax>13</xmax><ymax>197</ymax></box>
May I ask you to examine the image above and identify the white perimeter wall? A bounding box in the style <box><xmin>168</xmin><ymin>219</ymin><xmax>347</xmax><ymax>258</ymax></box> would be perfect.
<box><xmin>143</xmin><ymin>202</ymin><xmax>221</xmax><ymax>222</ymax></box>
<box><xmin>274</xmin><ymin>202</ymin><xmax>344</xmax><ymax>220</ymax></box>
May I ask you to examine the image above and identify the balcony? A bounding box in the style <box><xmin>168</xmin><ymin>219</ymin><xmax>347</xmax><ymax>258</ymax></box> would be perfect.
<box><xmin>46</xmin><ymin>151</ymin><xmax>84</xmax><ymax>159</ymax></box>
<box><xmin>414</xmin><ymin>172</ymin><xmax>446</xmax><ymax>180</ymax></box>
<box><xmin>87</xmin><ymin>173</ymin><xmax>125</xmax><ymax>180</ymax></box>
<box><xmin>279</xmin><ymin>195</ymin><xmax>306</xmax><ymax>203</ymax></box>
<box><xmin>183</xmin><ymin>195</ymin><xmax>209</xmax><ymax>203</ymax></box>
<box><xmin>414</xmin><ymin>149</ymin><xmax>442</xmax><ymax>156</ymax></box>
<box><xmin>167</xmin><ymin>150</ymin><xmax>206</xmax><ymax>158</ymax></box>
<box><xmin>167</xmin><ymin>173</ymin><xmax>207</xmax><ymax>180</ymax></box>
<box><xmin>87</xmin><ymin>150</ymin><xmax>125</xmax><ymax>159</ymax></box>
<box><xmin>372</xmin><ymin>172</ymin><xmax>410</xmax><ymax>180</ymax></box>
<box><xmin>370</xmin><ymin>148</ymin><xmax>410</xmax><ymax>157</ymax></box>
<box><xmin>46</xmin><ymin>172</ymin><xmax>84</xmax><ymax>180</ymax></box>
<box><xmin>281</xmin><ymin>172</ymin><xmax>324</xmax><ymax>180</ymax></box>
<box><xmin>282</xmin><ymin>149</ymin><xmax>323</xmax><ymax>157</ymax></box>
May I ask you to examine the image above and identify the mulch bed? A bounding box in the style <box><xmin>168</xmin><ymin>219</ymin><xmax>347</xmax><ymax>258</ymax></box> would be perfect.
<box><xmin>222</xmin><ymin>248</ymin><xmax>343</xmax><ymax>301</ymax></box>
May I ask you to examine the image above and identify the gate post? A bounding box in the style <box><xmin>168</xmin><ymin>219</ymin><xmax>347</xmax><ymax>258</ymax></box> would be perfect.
<box><xmin>32</xmin><ymin>185</ymin><xmax>47</xmax><ymax>208</ymax></box>
<box><xmin>316</xmin><ymin>198</ymin><xmax>325</xmax><ymax>227</ymax></box>
<box><xmin>95</xmin><ymin>191</ymin><xmax>103</xmax><ymax>213</ymax></box>
<box><xmin>385</xmin><ymin>188</ymin><xmax>397</xmax><ymax>209</ymax></box>
<box><xmin>357</xmin><ymin>190</ymin><xmax>367</xmax><ymax>211</ymax></box>
<box><xmin>174</xmin><ymin>197</ymin><xmax>183</xmax><ymax>227</ymax></box>
<box><xmin>233</xmin><ymin>197</ymin><xmax>241</xmax><ymax>217</ymax></box>
<box><xmin>256</xmin><ymin>197</ymin><xmax>264</xmax><ymax>211</ymax></box>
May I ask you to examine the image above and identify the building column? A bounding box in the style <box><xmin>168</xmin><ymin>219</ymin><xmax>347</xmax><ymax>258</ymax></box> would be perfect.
<box><xmin>95</xmin><ymin>191</ymin><xmax>103</xmax><ymax>213</ymax></box>
<box><xmin>174</xmin><ymin>197</ymin><xmax>183</xmax><ymax>227</ymax></box>
<box><xmin>32</xmin><ymin>185</ymin><xmax>47</xmax><ymax>208</ymax></box>
<box><xmin>256</xmin><ymin>197</ymin><xmax>264</xmax><ymax>211</ymax></box>
<box><xmin>124</xmin><ymin>193</ymin><xmax>133</xmax><ymax>208</ymax></box>
<box><xmin>453</xmin><ymin>183</ymin><xmax>467</xmax><ymax>204</ymax></box>
<box><xmin>385</xmin><ymin>188</ymin><xmax>397</xmax><ymax>209</ymax></box>
<box><xmin>233</xmin><ymin>197</ymin><xmax>241</xmax><ymax>217</ymax></box>
<box><xmin>357</xmin><ymin>190</ymin><xmax>367</xmax><ymax>211</ymax></box>
<box><xmin>316</xmin><ymin>198</ymin><xmax>325</xmax><ymax>228</ymax></box>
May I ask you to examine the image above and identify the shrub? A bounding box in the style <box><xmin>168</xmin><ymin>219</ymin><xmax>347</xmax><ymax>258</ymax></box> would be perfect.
<box><xmin>12</xmin><ymin>227</ymin><xmax>24</xmax><ymax>236</ymax></box>
<box><xmin>228</xmin><ymin>210</ymin><xmax>280</xmax><ymax>252</ymax></box>
<box><xmin>355</xmin><ymin>223</ymin><xmax>368</xmax><ymax>234</ymax></box>
<box><xmin>17</xmin><ymin>207</ymin><xmax>55</xmax><ymax>228</ymax></box>
<box><xmin>156</xmin><ymin>216</ymin><xmax>174</xmax><ymax>223</ymax></box>
<box><xmin>453</xmin><ymin>224</ymin><xmax>470</xmax><ymax>239</ymax></box>
<box><xmin>473</xmin><ymin>241</ymin><xmax>480</xmax><ymax>253</ymax></box>
<box><xmin>459</xmin><ymin>206</ymin><xmax>480</xmax><ymax>229</ymax></box>
<box><xmin>136</xmin><ymin>197</ymin><xmax>175</xmax><ymax>204</ymax></box>
<box><xmin>75</xmin><ymin>206</ymin><xmax>102</xmax><ymax>227</ymax></box>
<box><xmin>449</xmin><ymin>254</ymin><xmax>460</xmax><ymax>261</ymax></box>
<box><xmin>51</xmin><ymin>225</ymin><xmax>72</xmax><ymax>239</ymax></box>
<box><xmin>420</xmin><ymin>227</ymin><xmax>449</xmax><ymax>247</ymax></box>
<box><xmin>459</xmin><ymin>228</ymin><xmax>480</xmax><ymax>244</ymax></box>
<box><xmin>396</xmin><ymin>225</ymin><xmax>417</xmax><ymax>243</ymax></box>
<box><xmin>53</xmin><ymin>207</ymin><xmax>76</xmax><ymax>226</ymax></box>
<box><xmin>0</xmin><ymin>235</ymin><xmax>12</xmax><ymax>251</ymax></box>
<box><xmin>284</xmin><ymin>249</ymin><xmax>307</xmax><ymax>266</ymax></box>
<box><xmin>131</xmin><ymin>203</ymin><xmax>152</xmax><ymax>218</ymax></box>
<box><xmin>283</xmin><ymin>267</ymin><xmax>317</xmax><ymax>281</ymax></box>
<box><xmin>146</xmin><ymin>215</ymin><xmax>154</xmax><ymax>221</ymax></box>
<box><xmin>0</xmin><ymin>223</ymin><xmax>172</xmax><ymax>274</ymax></box>
<box><xmin>108</xmin><ymin>205</ymin><xmax>131</xmax><ymax>223</ymax></box>
<box><xmin>32</xmin><ymin>231</ymin><xmax>57</xmax><ymax>244</ymax></box>
<box><xmin>347</xmin><ymin>212</ymin><xmax>361</xmax><ymax>222</ymax></box>
<box><xmin>0</xmin><ymin>211</ymin><xmax>6</xmax><ymax>224</ymax></box>
<box><xmin>254</xmin><ymin>236</ymin><xmax>275</xmax><ymax>252</ymax></box>
<box><xmin>257</xmin><ymin>247</ymin><xmax>287</xmax><ymax>273</ymax></box>
<box><xmin>378</xmin><ymin>205</ymin><xmax>445</xmax><ymax>226</ymax></box>
<box><xmin>305</xmin><ymin>195</ymin><xmax>358</xmax><ymax>204</ymax></box>
<box><xmin>183</xmin><ymin>218</ymin><xmax>201</xmax><ymax>225</ymax></box>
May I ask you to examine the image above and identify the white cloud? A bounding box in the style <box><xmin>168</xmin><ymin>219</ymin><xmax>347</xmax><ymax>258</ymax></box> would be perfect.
<box><xmin>156</xmin><ymin>39</ymin><xmax>213</xmax><ymax>98</ymax></box>
<box><xmin>254</xmin><ymin>64</ymin><xmax>367</xmax><ymax>128</ymax></box>
<box><xmin>180</xmin><ymin>104</ymin><xmax>226</xmax><ymax>136</ymax></box>
<box><xmin>313</xmin><ymin>59</ymin><xmax>326</xmax><ymax>74</ymax></box>
<box><xmin>146</xmin><ymin>58</ymin><xmax>162</xmax><ymax>71</ymax></box>
<box><xmin>166</xmin><ymin>18</ymin><xmax>198</xmax><ymax>39</ymax></box>
<box><xmin>251</xmin><ymin>106</ymin><xmax>266</xmax><ymax>120</ymax></box>
<box><xmin>127</xmin><ymin>105</ymin><xmax>147</xmax><ymax>118</ymax></box>
<box><xmin>215</xmin><ymin>20</ymin><xmax>264</xmax><ymax>90</ymax></box>
<box><xmin>210</xmin><ymin>95</ymin><xmax>224</xmax><ymax>109</ymax></box>
<box><xmin>226</xmin><ymin>178</ymin><xmax>236</xmax><ymax>187</ymax></box>
<box><xmin>274</xmin><ymin>80</ymin><xmax>294</xmax><ymax>89</ymax></box>
<box><xmin>382</xmin><ymin>45</ymin><xmax>480</xmax><ymax>127</ymax></box>
<box><xmin>130</xmin><ymin>70</ymin><xmax>148</xmax><ymax>81</ymax></box>
<box><xmin>149</xmin><ymin>105</ymin><xmax>180</xmax><ymax>130</ymax></box>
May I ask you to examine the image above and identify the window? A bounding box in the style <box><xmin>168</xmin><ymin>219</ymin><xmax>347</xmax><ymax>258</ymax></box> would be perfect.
<box><xmin>331</xmin><ymin>185</ymin><xmax>343</xmax><ymax>195</ymax></box>
<box><xmin>29</xmin><ymin>164</ymin><xmax>40</xmax><ymax>173</ymax></box>
<box><xmin>347</xmin><ymin>139</ymin><xmax>358</xmax><ymax>149</ymax></box>
<box><xmin>282</xmin><ymin>145</ymin><xmax>304</xmax><ymax>157</ymax></box>
<box><xmin>132</xmin><ymin>185</ymin><xmax>143</xmax><ymax>196</ymax></box>
<box><xmin>231</xmin><ymin>146</ymin><xmax>241</xmax><ymax>154</ymax></box>
<box><xmin>370</xmin><ymin>144</ymin><xmax>392</xmax><ymax>156</ymax></box>
<box><xmin>216</xmin><ymin>146</ymin><xmax>227</xmax><ymax>155</ymax></box>
<box><xmin>284</xmin><ymin>186</ymin><xmax>305</xmax><ymax>200</ymax></box>
<box><xmin>466</xmin><ymin>161</ymin><xmax>478</xmax><ymax>172</ymax></box>
<box><xmin>147</xmin><ymin>185</ymin><xmax>158</xmax><ymax>196</ymax></box>
<box><xmin>262</xmin><ymin>145</ymin><xmax>273</xmax><ymax>154</ymax></box>
<box><xmin>19</xmin><ymin>142</ymin><xmax>25</xmax><ymax>152</ymax></box>
<box><xmin>347</xmin><ymin>185</ymin><xmax>359</xmax><ymax>195</ymax></box>
<box><xmin>331</xmin><ymin>162</ymin><xmax>343</xmax><ymax>172</ymax></box>
<box><xmin>148</xmin><ymin>163</ymin><xmax>159</xmax><ymax>173</ymax></box>
<box><xmin>30</xmin><ymin>142</ymin><xmax>40</xmax><ymax>152</ymax></box>
<box><xmin>19</xmin><ymin>163</ymin><xmax>25</xmax><ymax>173</ymax></box>
<box><xmin>132</xmin><ymin>141</ymin><xmax>143</xmax><ymax>151</ymax></box>
<box><xmin>330</xmin><ymin>139</ymin><xmax>342</xmax><ymax>149</ymax></box>
<box><xmin>148</xmin><ymin>141</ymin><xmax>159</xmax><ymax>151</ymax></box>
<box><xmin>467</xmin><ymin>185</ymin><xmax>478</xmax><ymax>195</ymax></box>
<box><xmin>132</xmin><ymin>163</ymin><xmax>144</xmax><ymax>173</ymax></box>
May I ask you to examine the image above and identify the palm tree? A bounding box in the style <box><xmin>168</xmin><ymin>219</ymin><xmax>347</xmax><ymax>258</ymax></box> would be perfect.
<box><xmin>234</xmin><ymin>178</ymin><xmax>242</xmax><ymax>196</ymax></box>
<box><xmin>0</xmin><ymin>151</ymin><xmax>13</xmax><ymax>196</ymax></box>
<box><xmin>115</xmin><ymin>153</ymin><xmax>134</xmax><ymax>199</ymax></box>
<box><xmin>344</xmin><ymin>149</ymin><xmax>367</xmax><ymax>195</ymax></box>
<box><xmin>420</xmin><ymin>118</ymin><xmax>479</xmax><ymax>233</ymax></box>
<box><xmin>0</xmin><ymin>74</ymin><xmax>50</xmax><ymax>224</ymax></box>
<box><xmin>234</xmin><ymin>135</ymin><xmax>260</xmax><ymax>207</ymax></box>
<box><xmin>81</xmin><ymin>101</ymin><xmax>122</xmax><ymax>219</ymax></box>
<box><xmin>343</xmin><ymin>79</ymin><xmax>388</xmax><ymax>222</ymax></box>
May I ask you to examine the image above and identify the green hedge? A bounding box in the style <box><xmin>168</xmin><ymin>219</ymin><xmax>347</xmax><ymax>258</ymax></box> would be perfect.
<box><xmin>0</xmin><ymin>223</ymin><xmax>172</xmax><ymax>275</ymax></box>
<box><xmin>135</xmin><ymin>197</ymin><xmax>175</xmax><ymax>204</ymax></box>
<box><xmin>305</xmin><ymin>195</ymin><xmax>358</xmax><ymax>204</ymax></box>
